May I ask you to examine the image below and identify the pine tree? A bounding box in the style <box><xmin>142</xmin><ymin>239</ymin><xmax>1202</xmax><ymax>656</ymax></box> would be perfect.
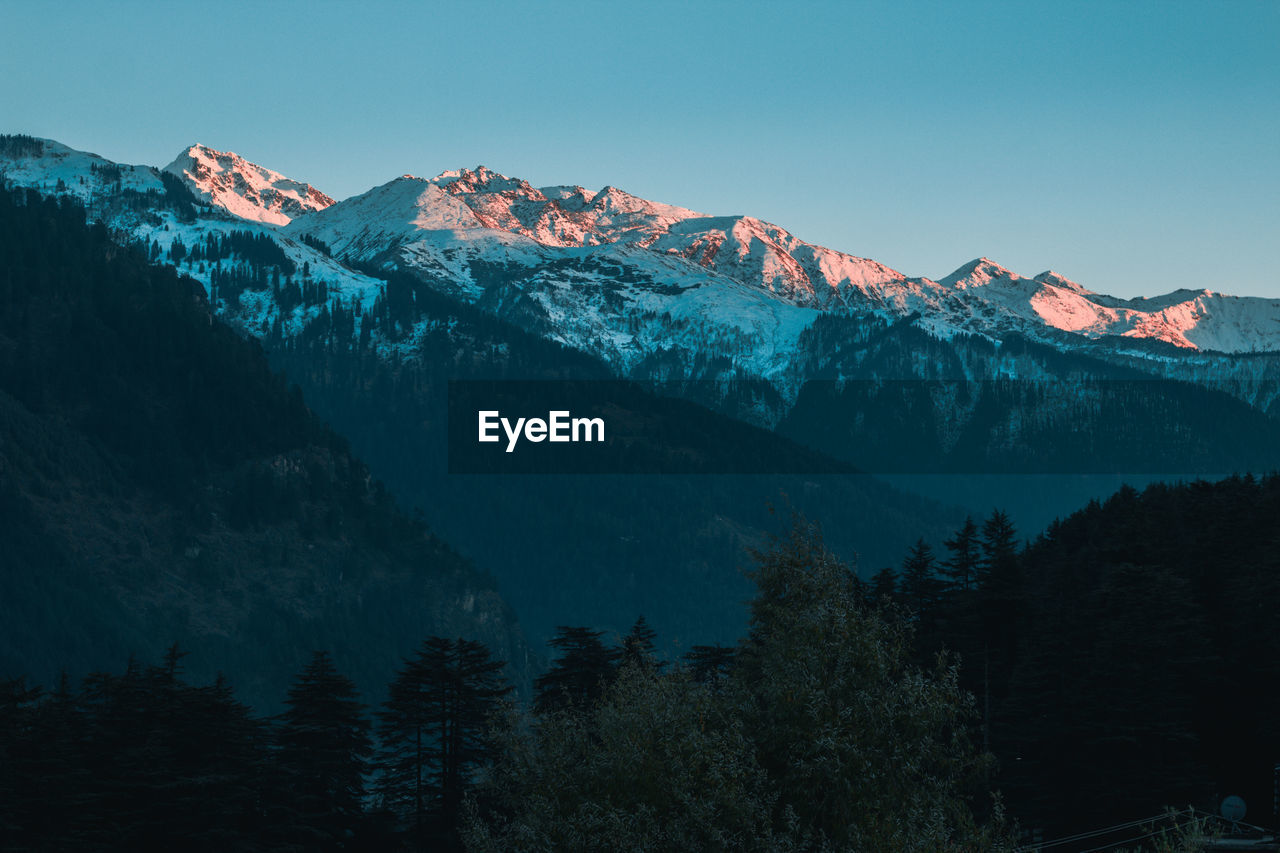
<box><xmin>533</xmin><ymin>626</ymin><xmax>620</xmax><ymax>714</ymax></box>
<box><xmin>621</xmin><ymin>615</ymin><xmax>659</xmax><ymax>670</ymax></box>
<box><xmin>0</xmin><ymin>678</ymin><xmax>36</xmax><ymax>839</ymax></box>
<box><xmin>978</xmin><ymin>509</ymin><xmax>1023</xmax><ymax>681</ymax></box>
<box><xmin>71</xmin><ymin>653</ymin><xmax>270</xmax><ymax>850</ymax></box>
<box><xmin>1</xmin><ymin>675</ymin><xmax>90</xmax><ymax>848</ymax></box>
<box><xmin>899</xmin><ymin>537</ymin><xmax>943</xmax><ymax>616</ymax></box>
<box><xmin>978</xmin><ymin>509</ymin><xmax>1017</xmax><ymax>590</ymax></box>
<box><xmin>870</xmin><ymin>566</ymin><xmax>898</xmax><ymax>601</ymax></box>
<box><xmin>186</xmin><ymin>674</ymin><xmax>273</xmax><ymax>849</ymax></box>
<box><xmin>377</xmin><ymin>638</ymin><xmax>511</xmax><ymax>850</ymax></box>
<box><xmin>276</xmin><ymin>651</ymin><xmax>372</xmax><ymax>851</ymax></box>
<box><xmin>942</xmin><ymin>516</ymin><xmax>981</xmax><ymax>592</ymax></box>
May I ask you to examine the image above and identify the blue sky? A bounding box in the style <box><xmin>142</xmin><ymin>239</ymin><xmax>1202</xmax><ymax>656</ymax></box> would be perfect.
<box><xmin>3</xmin><ymin>0</ymin><xmax>1276</xmax><ymax>297</ymax></box>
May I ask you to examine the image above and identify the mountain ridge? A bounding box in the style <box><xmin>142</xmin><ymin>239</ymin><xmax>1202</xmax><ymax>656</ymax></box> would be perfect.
<box><xmin>8</xmin><ymin>132</ymin><xmax>1280</xmax><ymax>655</ymax></box>
<box><xmin>4</xmin><ymin>133</ymin><xmax>1280</xmax><ymax>372</ymax></box>
<box><xmin>284</xmin><ymin>157</ymin><xmax>1280</xmax><ymax>355</ymax></box>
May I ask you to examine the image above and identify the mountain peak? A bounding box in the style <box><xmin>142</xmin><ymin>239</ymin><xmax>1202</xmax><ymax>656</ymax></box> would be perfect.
<box><xmin>1034</xmin><ymin>270</ymin><xmax>1091</xmax><ymax>294</ymax></box>
<box><xmin>282</xmin><ymin>172</ymin><xmax>487</xmax><ymax>254</ymax></box>
<box><xmin>433</xmin><ymin>165</ymin><xmax>534</xmax><ymax>197</ymax></box>
<box><xmin>940</xmin><ymin>257</ymin><xmax>1015</xmax><ymax>288</ymax></box>
<box><xmin>435</xmin><ymin>164</ymin><xmax>499</xmax><ymax>181</ymax></box>
<box><xmin>183</xmin><ymin>142</ymin><xmax>233</xmax><ymax>159</ymax></box>
<box><xmin>164</xmin><ymin>144</ymin><xmax>334</xmax><ymax>226</ymax></box>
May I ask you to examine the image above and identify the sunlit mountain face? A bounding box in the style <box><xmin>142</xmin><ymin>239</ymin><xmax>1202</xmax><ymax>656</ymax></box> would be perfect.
<box><xmin>7</xmin><ymin>135</ymin><xmax>1280</xmax><ymax>377</ymax></box>
<box><xmin>9</xmin><ymin>132</ymin><xmax>1280</xmax><ymax>474</ymax></box>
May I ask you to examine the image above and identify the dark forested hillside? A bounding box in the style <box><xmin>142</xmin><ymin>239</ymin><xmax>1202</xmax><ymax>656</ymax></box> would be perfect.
<box><xmin>779</xmin><ymin>315</ymin><xmax>1280</xmax><ymax>476</ymax></box>
<box><xmin>889</xmin><ymin>474</ymin><xmax>1280</xmax><ymax>837</ymax></box>
<box><xmin>1001</xmin><ymin>474</ymin><xmax>1280</xmax><ymax>833</ymax></box>
<box><xmin>0</xmin><ymin>524</ymin><xmax>1015</xmax><ymax>853</ymax></box>
<box><xmin>263</xmin><ymin>271</ymin><xmax>964</xmax><ymax>648</ymax></box>
<box><xmin>0</xmin><ymin>188</ymin><xmax>528</xmax><ymax>709</ymax></box>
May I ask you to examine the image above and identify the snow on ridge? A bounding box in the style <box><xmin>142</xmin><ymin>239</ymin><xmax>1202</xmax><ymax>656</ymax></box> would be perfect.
<box><xmin>939</xmin><ymin>257</ymin><xmax>1018</xmax><ymax>288</ymax></box>
<box><xmin>433</xmin><ymin>165</ymin><xmax>535</xmax><ymax>196</ymax></box>
<box><xmin>163</xmin><ymin>143</ymin><xmax>334</xmax><ymax>226</ymax></box>
<box><xmin>303</xmin><ymin>162</ymin><xmax>1280</xmax><ymax>354</ymax></box>
<box><xmin>0</xmin><ymin>136</ymin><xmax>165</xmax><ymax>202</ymax></box>
<box><xmin>283</xmin><ymin>175</ymin><xmax>502</xmax><ymax>257</ymax></box>
<box><xmin>1033</xmin><ymin>270</ymin><xmax>1091</xmax><ymax>294</ymax></box>
<box><xmin>7</xmin><ymin>133</ymin><xmax>1280</xmax><ymax>357</ymax></box>
<box><xmin>539</xmin><ymin>185</ymin><xmax>597</xmax><ymax>204</ymax></box>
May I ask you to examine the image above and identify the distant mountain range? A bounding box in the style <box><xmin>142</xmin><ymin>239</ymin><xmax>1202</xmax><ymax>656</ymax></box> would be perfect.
<box><xmin>6</xmin><ymin>130</ymin><xmax>1280</xmax><ymax>653</ymax></box>
<box><xmin>5</xmin><ymin>135</ymin><xmax>1279</xmax><ymax>379</ymax></box>
<box><xmin>287</xmin><ymin>161</ymin><xmax>1280</xmax><ymax>355</ymax></box>
<box><xmin>6</xmin><ymin>133</ymin><xmax>1280</xmax><ymax>440</ymax></box>
<box><xmin>7</xmin><ymin>131</ymin><xmax>1280</xmax><ymax>455</ymax></box>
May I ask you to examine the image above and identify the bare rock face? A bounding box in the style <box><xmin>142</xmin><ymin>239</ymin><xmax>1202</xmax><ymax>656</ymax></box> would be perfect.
<box><xmin>164</xmin><ymin>143</ymin><xmax>335</xmax><ymax>225</ymax></box>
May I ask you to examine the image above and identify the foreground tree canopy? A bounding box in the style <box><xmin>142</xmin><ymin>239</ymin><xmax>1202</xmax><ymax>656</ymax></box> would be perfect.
<box><xmin>466</xmin><ymin>523</ymin><xmax>1011</xmax><ymax>852</ymax></box>
<box><xmin>0</xmin><ymin>527</ymin><xmax>1013</xmax><ymax>851</ymax></box>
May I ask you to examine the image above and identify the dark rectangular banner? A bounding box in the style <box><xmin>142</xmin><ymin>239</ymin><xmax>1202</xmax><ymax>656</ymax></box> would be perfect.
<box><xmin>446</xmin><ymin>379</ymin><xmax>858</xmax><ymax>475</ymax></box>
<box><xmin>447</xmin><ymin>378</ymin><xmax>1280</xmax><ymax>475</ymax></box>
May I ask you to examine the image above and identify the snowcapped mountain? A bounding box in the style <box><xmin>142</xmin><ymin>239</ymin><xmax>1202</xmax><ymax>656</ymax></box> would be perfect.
<box><xmin>281</xmin><ymin>172</ymin><xmax>823</xmax><ymax>378</ymax></box>
<box><xmin>164</xmin><ymin>144</ymin><xmax>334</xmax><ymax>226</ymax></box>
<box><xmin>930</xmin><ymin>259</ymin><xmax>1280</xmax><ymax>352</ymax></box>
<box><xmin>4</xmin><ymin>134</ymin><xmax>1280</xmax><ymax>397</ymax></box>
<box><xmin>0</xmin><ymin>135</ymin><xmax>385</xmax><ymax>348</ymax></box>
<box><xmin>279</xmin><ymin>163</ymin><xmax>1280</xmax><ymax>358</ymax></box>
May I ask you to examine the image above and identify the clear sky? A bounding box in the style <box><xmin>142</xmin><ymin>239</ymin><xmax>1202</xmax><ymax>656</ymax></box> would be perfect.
<box><xmin>2</xmin><ymin>0</ymin><xmax>1276</xmax><ymax>298</ymax></box>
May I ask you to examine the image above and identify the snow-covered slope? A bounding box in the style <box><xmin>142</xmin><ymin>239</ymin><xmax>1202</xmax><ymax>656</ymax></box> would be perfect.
<box><xmin>5</xmin><ymin>135</ymin><xmax>1280</xmax><ymax>380</ymax></box>
<box><xmin>0</xmin><ymin>136</ymin><xmax>164</xmax><ymax>201</ymax></box>
<box><xmin>290</xmin><ymin>175</ymin><xmax>502</xmax><ymax>259</ymax></box>
<box><xmin>428</xmin><ymin>166</ymin><xmax>702</xmax><ymax>248</ymax></box>
<box><xmin>0</xmin><ymin>135</ymin><xmax>390</xmax><ymax>357</ymax></box>
<box><xmin>284</xmin><ymin>167</ymin><xmax>939</xmax><ymax>377</ymax></box>
<box><xmin>284</xmin><ymin>163</ymin><xmax>1280</xmax><ymax>356</ymax></box>
<box><xmin>932</xmin><ymin>258</ymin><xmax>1280</xmax><ymax>352</ymax></box>
<box><xmin>285</xmin><ymin>174</ymin><xmax>819</xmax><ymax>377</ymax></box>
<box><xmin>164</xmin><ymin>144</ymin><xmax>333</xmax><ymax>225</ymax></box>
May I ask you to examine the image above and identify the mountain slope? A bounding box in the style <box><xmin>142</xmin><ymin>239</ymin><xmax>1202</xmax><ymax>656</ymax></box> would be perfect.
<box><xmin>0</xmin><ymin>186</ymin><xmax>528</xmax><ymax>709</ymax></box>
<box><xmin>263</xmin><ymin>267</ymin><xmax>967</xmax><ymax>646</ymax></box>
<box><xmin>283</xmin><ymin>161</ymin><xmax>1280</xmax><ymax>357</ymax></box>
<box><xmin>0</xmin><ymin>134</ymin><xmax>164</xmax><ymax>201</ymax></box>
<box><xmin>7</xmin><ymin>136</ymin><xmax>1280</xmax><ymax>519</ymax></box>
<box><xmin>6</xmin><ymin>134</ymin><xmax>1280</xmax><ymax>377</ymax></box>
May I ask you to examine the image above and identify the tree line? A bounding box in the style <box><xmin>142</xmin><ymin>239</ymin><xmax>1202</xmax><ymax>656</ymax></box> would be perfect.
<box><xmin>0</xmin><ymin>638</ymin><xmax>511</xmax><ymax>851</ymax></box>
<box><xmin>1</xmin><ymin>526</ymin><xmax>1011</xmax><ymax>852</ymax></box>
<box><xmin>868</xmin><ymin>477</ymin><xmax>1280</xmax><ymax>839</ymax></box>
